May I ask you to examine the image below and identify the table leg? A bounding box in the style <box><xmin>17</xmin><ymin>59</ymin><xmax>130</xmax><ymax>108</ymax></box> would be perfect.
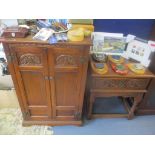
<box><xmin>87</xmin><ymin>94</ymin><xmax>95</xmax><ymax>119</ymax></box>
<box><xmin>128</xmin><ymin>94</ymin><xmax>143</xmax><ymax>120</ymax></box>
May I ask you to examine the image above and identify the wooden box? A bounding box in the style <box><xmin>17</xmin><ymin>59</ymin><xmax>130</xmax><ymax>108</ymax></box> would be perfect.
<box><xmin>2</xmin><ymin>27</ymin><xmax>28</xmax><ymax>38</ymax></box>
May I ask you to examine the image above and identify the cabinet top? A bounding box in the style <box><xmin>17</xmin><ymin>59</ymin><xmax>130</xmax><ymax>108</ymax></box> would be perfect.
<box><xmin>0</xmin><ymin>35</ymin><xmax>92</xmax><ymax>46</ymax></box>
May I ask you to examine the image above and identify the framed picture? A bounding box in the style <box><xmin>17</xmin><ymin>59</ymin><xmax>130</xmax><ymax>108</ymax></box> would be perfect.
<box><xmin>91</xmin><ymin>32</ymin><xmax>126</xmax><ymax>55</ymax></box>
<box><xmin>125</xmin><ymin>38</ymin><xmax>152</xmax><ymax>67</ymax></box>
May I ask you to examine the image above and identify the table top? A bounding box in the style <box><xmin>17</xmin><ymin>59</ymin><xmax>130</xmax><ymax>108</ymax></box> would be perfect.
<box><xmin>0</xmin><ymin>35</ymin><xmax>92</xmax><ymax>46</ymax></box>
<box><xmin>90</xmin><ymin>58</ymin><xmax>155</xmax><ymax>78</ymax></box>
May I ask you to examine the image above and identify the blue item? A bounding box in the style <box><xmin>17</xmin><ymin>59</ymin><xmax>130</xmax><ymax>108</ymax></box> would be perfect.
<box><xmin>95</xmin><ymin>63</ymin><xmax>104</xmax><ymax>69</ymax></box>
<box><xmin>49</xmin><ymin>19</ymin><xmax>67</xmax><ymax>26</ymax></box>
<box><xmin>49</xmin><ymin>35</ymin><xmax>57</xmax><ymax>44</ymax></box>
<box><xmin>36</xmin><ymin>20</ymin><xmax>51</xmax><ymax>29</ymax></box>
<box><xmin>61</xmin><ymin>33</ymin><xmax>68</xmax><ymax>41</ymax></box>
<box><xmin>112</xmin><ymin>55</ymin><xmax>121</xmax><ymax>60</ymax></box>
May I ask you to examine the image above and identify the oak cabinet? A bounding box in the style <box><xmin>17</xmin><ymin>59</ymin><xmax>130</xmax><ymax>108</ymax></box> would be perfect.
<box><xmin>1</xmin><ymin>36</ymin><xmax>91</xmax><ymax>126</ymax></box>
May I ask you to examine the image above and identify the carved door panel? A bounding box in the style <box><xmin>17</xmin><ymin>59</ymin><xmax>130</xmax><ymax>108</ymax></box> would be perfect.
<box><xmin>48</xmin><ymin>46</ymin><xmax>88</xmax><ymax>121</ymax></box>
<box><xmin>9</xmin><ymin>45</ymin><xmax>52</xmax><ymax>121</ymax></box>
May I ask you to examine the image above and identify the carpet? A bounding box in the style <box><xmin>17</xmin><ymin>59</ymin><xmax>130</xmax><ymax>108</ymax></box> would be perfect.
<box><xmin>0</xmin><ymin>108</ymin><xmax>53</xmax><ymax>135</ymax></box>
<box><xmin>0</xmin><ymin>62</ymin><xmax>14</xmax><ymax>90</ymax></box>
<box><xmin>53</xmin><ymin>97</ymin><xmax>155</xmax><ymax>135</ymax></box>
<box><xmin>0</xmin><ymin>90</ymin><xmax>19</xmax><ymax>108</ymax></box>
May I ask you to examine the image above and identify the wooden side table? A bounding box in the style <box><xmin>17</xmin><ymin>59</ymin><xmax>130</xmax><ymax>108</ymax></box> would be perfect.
<box><xmin>86</xmin><ymin>59</ymin><xmax>155</xmax><ymax>120</ymax></box>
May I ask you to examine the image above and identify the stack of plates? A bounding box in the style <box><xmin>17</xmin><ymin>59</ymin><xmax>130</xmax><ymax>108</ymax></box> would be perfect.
<box><xmin>127</xmin><ymin>63</ymin><xmax>145</xmax><ymax>74</ymax></box>
<box><xmin>109</xmin><ymin>55</ymin><xmax>124</xmax><ymax>64</ymax></box>
<box><xmin>91</xmin><ymin>62</ymin><xmax>108</xmax><ymax>74</ymax></box>
<box><xmin>111</xmin><ymin>63</ymin><xmax>128</xmax><ymax>75</ymax></box>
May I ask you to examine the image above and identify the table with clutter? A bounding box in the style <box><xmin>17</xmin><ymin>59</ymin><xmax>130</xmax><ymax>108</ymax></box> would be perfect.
<box><xmin>1</xmin><ymin>19</ymin><xmax>155</xmax><ymax>126</ymax></box>
<box><xmin>86</xmin><ymin>55</ymin><xmax>155</xmax><ymax>120</ymax></box>
<box><xmin>84</xmin><ymin>31</ymin><xmax>155</xmax><ymax>120</ymax></box>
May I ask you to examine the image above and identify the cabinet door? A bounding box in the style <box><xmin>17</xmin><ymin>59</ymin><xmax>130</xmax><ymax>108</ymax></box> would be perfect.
<box><xmin>48</xmin><ymin>46</ymin><xmax>88</xmax><ymax>121</ymax></box>
<box><xmin>10</xmin><ymin>45</ymin><xmax>52</xmax><ymax>121</ymax></box>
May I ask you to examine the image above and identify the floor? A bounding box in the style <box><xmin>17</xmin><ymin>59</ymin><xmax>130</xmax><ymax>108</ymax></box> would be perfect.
<box><xmin>53</xmin><ymin>98</ymin><xmax>155</xmax><ymax>135</ymax></box>
<box><xmin>0</xmin><ymin>90</ymin><xmax>19</xmax><ymax>109</ymax></box>
<box><xmin>0</xmin><ymin>62</ymin><xmax>14</xmax><ymax>90</ymax></box>
<box><xmin>53</xmin><ymin>115</ymin><xmax>155</xmax><ymax>135</ymax></box>
<box><xmin>0</xmin><ymin>107</ymin><xmax>53</xmax><ymax>135</ymax></box>
<box><xmin>53</xmin><ymin>116</ymin><xmax>155</xmax><ymax>135</ymax></box>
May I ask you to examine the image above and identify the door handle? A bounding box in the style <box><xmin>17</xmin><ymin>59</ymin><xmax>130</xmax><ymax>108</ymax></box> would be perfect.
<box><xmin>44</xmin><ymin>76</ymin><xmax>54</xmax><ymax>80</ymax></box>
<box><xmin>44</xmin><ymin>76</ymin><xmax>49</xmax><ymax>80</ymax></box>
<box><xmin>49</xmin><ymin>76</ymin><xmax>53</xmax><ymax>80</ymax></box>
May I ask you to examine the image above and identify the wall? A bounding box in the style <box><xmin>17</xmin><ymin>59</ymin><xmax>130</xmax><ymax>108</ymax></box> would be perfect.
<box><xmin>0</xmin><ymin>19</ymin><xmax>18</xmax><ymax>27</ymax></box>
<box><xmin>94</xmin><ymin>19</ymin><xmax>155</xmax><ymax>39</ymax></box>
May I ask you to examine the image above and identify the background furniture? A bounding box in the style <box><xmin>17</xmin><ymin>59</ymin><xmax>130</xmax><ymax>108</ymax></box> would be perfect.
<box><xmin>1</xmin><ymin>36</ymin><xmax>91</xmax><ymax>126</ymax></box>
<box><xmin>136</xmin><ymin>53</ymin><xmax>155</xmax><ymax>115</ymax></box>
<box><xmin>136</xmin><ymin>22</ymin><xmax>155</xmax><ymax>115</ymax></box>
<box><xmin>86</xmin><ymin>58</ymin><xmax>155</xmax><ymax>119</ymax></box>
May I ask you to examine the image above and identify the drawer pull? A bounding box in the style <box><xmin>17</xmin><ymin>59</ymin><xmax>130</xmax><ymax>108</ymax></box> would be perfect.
<box><xmin>49</xmin><ymin>76</ymin><xmax>53</xmax><ymax>80</ymax></box>
<box><xmin>44</xmin><ymin>76</ymin><xmax>54</xmax><ymax>80</ymax></box>
<box><xmin>44</xmin><ymin>76</ymin><xmax>49</xmax><ymax>80</ymax></box>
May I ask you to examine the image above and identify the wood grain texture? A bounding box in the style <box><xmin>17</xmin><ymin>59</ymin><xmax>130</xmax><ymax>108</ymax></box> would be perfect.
<box><xmin>1</xmin><ymin>36</ymin><xmax>91</xmax><ymax>126</ymax></box>
<box><xmin>0</xmin><ymin>35</ymin><xmax>92</xmax><ymax>46</ymax></box>
<box><xmin>48</xmin><ymin>46</ymin><xmax>88</xmax><ymax>121</ymax></box>
<box><xmin>9</xmin><ymin>46</ymin><xmax>52</xmax><ymax>121</ymax></box>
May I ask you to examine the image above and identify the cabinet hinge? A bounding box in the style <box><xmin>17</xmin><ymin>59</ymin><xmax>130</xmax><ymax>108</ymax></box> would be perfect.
<box><xmin>23</xmin><ymin>111</ymin><xmax>30</xmax><ymax>119</ymax></box>
<box><xmin>74</xmin><ymin>112</ymin><xmax>81</xmax><ymax>120</ymax></box>
<box><xmin>7</xmin><ymin>54</ymin><xmax>15</xmax><ymax>63</ymax></box>
<box><xmin>7</xmin><ymin>55</ymin><xmax>12</xmax><ymax>63</ymax></box>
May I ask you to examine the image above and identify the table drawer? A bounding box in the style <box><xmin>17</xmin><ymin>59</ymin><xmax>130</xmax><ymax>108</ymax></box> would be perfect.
<box><xmin>92</xmin><ymin>78</ymin><xmax>150</xmax><ymax>90</ymax></box>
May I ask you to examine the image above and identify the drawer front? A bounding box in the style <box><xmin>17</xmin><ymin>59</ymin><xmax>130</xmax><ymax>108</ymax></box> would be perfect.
<box><xmin>92</xmin><ymin>78</ymin><xmax>150</xmax><ymax>90</ymax></box>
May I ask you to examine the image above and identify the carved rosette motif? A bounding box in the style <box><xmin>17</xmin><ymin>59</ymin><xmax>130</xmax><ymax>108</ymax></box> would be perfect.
<box><xmin>56</xmin><ymin>55</ymin><xmax>77</xmax><ymax>66</ymax></box>
<box><xmin>19</xmin><ymin>54</ymin><xmax>41</xmax><ymax>66</ymax></box>
<box><xmin>93</xmin><ymin>79</ymin><xmax>148</xmax><ymax>89</ymax></box>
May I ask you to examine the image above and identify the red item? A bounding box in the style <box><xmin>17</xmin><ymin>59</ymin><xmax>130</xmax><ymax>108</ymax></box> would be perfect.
<box><xmin>111</xmin><ymin>63</ymin><xmax>128</xmax><ymax>75</ymax></box>
<box><xmin>2</xmin><ymin>26</ymin><xmax>29</xmax><ymax>38</ymax></box>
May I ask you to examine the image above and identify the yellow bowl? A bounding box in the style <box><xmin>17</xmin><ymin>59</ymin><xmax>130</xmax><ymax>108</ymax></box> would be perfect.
<box><xmin>67</xmin><ymin>29</ymin><xmax>84</xmax><ymax>41</ymax></box>
<box><xmin>84</xmin><ymin>30</ymin><xmax>92</xmax><ymax>37</ymax></box>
